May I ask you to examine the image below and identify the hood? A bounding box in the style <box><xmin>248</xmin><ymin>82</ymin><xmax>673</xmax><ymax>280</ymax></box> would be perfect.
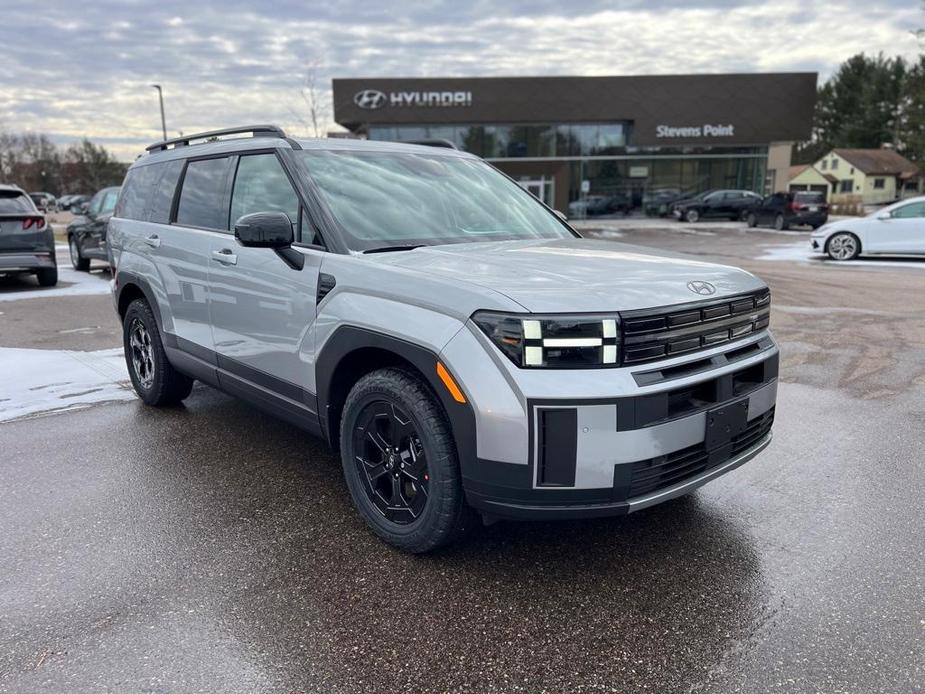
<box><xmin>366</xmin><ymin>238</ymin><xmax>765</xmax><ymax>313</ymax></box>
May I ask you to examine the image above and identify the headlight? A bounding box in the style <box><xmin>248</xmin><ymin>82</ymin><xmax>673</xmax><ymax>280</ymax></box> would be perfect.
<box><xmin>472</xmin><ymin>311</ymin><xmax>620</xmax><ymax>368</ymax></box>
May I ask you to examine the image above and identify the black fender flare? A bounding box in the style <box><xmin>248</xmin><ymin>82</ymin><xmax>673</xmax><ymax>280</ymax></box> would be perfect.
<box><xmin>315</xmin><ymin>326</ymin><xmax>477</xmax><ymax>479</ymax></box>
<box><xmin>113</xmin><ymin>271</ymin><xmax>168</xmax><ymax>342</ymax></box>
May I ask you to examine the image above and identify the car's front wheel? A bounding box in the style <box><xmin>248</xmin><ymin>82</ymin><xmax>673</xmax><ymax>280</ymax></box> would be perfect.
<box><xmin>69</xmin><ymin>236</ymin><xmax>90</xmax><ymax>272</ymax></box>
<box><xmin>774</xmin><ymin>214</ymin><xmax>789</xmax><ymax>231</ymax></box>
<box><xmin>339</xmin><ymin>367</ymin><xmax>476</xmax><ymax>553</ymax></box>
<box><xmin>826</xmin><ymin>232</ymin><xmax>861</xmax><ymax>261</ymax></box>
<box><xmin>123</xmin><ymin>298</ymin><xmax>194</xmax><ymax>405</ymax></box>
<box><xmin>685</xmin><ymin>208</ymin><xmax>700</xmax><ymax>223</ymax></box>
<box><xmin>746</xmin><ymin>212</ymin><xmax>758</xmax><ymax>228</ymax></box>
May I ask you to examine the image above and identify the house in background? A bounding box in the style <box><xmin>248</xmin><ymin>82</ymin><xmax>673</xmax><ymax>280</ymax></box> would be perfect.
<box><xmin>788</xmin><ymin>164</ymin><xmax>835</xmax><ymax>196</ymax></box>
<box><xmin>813</xmin><ymin>146</ymin><xmax>922</xmax><ymax>206</ymax></box>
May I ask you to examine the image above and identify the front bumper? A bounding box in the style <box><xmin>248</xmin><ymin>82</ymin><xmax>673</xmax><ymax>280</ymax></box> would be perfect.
<box><xmin>441</xmin><ymin>324</ymin><xmax>779</xmax><ymax>520</ymax></box>
<box><xmin>0</xmin><ymin>251</ymin><xmax>56</xmax><ymax>273</ymax></box>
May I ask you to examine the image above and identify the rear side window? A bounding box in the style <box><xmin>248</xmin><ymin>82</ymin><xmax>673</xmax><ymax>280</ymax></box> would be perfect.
<box><xmin>229</xmin><ymin>154</ymin><xmax>300</xmax><ymax>230</ymax></box>
<box><xmin>116</xmin><ymin>164</ymin><xmax>161</xmax><ymax>220</ymax></box>
<box><xmin>176</xmin><ymin>157</ymin><xmax>233</xmax><ymax>229</ymax></box>
<box><xmin>147</xmin><ymin>159</ymin><xmax>184</xmax><ymax>224</ymax></box>
<box><xmin>0</xmin><ymin>191</ymin><xmax>34</xmax><ymax>213</ymax></box>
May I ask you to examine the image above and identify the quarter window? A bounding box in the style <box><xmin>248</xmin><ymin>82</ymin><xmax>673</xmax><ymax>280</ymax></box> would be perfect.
<box><xmin>147</xmin><ymin>159</ymin><xmax>184</xmax><ymax>223</ymax></box>
<box><xmin>176</xmin><ymin>157</ymin><xmax>233</xmax><ymax>229</ymax></box>
<box><xmin>116</xmin><ymin>164</ymin><xmax>162</xmax><ymax>220</ymax></box>
<box><xmin>229</xmin><ymin>154</ymin><xmax>300</xmax><ymax>231</ymax></box>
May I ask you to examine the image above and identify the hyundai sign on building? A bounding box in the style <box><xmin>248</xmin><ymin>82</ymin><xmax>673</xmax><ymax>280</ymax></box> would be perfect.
<box><xmin>332</xmin><ymin>73</ymin><xmax>817</xmax><ymax>216</ymax></box>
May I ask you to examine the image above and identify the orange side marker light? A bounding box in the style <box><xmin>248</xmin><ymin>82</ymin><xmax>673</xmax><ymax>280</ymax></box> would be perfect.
<box><xmin>436</xmin><ymin>362</ymin><xmax>467</xmax><ymax>404</ymax></box>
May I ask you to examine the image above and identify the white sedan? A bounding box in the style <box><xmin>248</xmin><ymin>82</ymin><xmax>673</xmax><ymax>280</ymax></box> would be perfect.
<box><xmin>810</xmin><ymin>196</ymin><xmax>925</xmax><ymax>260</ymax></box>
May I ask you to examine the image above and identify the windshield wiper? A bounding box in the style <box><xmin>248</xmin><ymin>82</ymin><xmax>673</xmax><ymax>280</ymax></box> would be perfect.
<box><xmin>362</xmin><ymin>244</ymin><xmax>427</xmax><ymax>254</ymax></box>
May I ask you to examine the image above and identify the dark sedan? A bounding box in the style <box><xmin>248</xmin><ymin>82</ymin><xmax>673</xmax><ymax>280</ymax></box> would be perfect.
<box><xmin>66</xmin><ymin>186</ymin><xmax>120</xmax><ymax>271</ymax></box>
<box><xmin>672</xmin><ymin>189</ymin><xmax>762</xmax><ymax>222</ymax></box>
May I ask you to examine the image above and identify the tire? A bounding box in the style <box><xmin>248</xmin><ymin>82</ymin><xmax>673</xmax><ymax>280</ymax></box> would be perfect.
<box><xmin>826</xmin><ymin>232</ymin><xmax>861</xmax><ymax>261</ymax></box>
<box><xmin>69</xmin><ymin>236</ymin><xmax>90</xmax><ymax>272</ymax></box>
<box><xmin>123</xmin><ymin>298</ymin><xmax>194</xmax><ymax>406</ymax></box>
<box><xmin>339</xmin><ymin>367</ymin><xmax>477</xmax><ymax>553</ymax></box>
<box><xmin>774</xmin><ymin>214</ymin><xmax>789</xmax><ymax>231</ymax></box>
<box><xmin>746</xmin><ymin>213</ymin><xmax>757</xmax><ymax>228</ymax></box>
<box><xmin>685</xmin><ymin>209</ymin><xmax>700</xmax><ymax>223</ymax></box>
<box><xmin>36</xmin><ymin>267</ymin><xmax>58</xmax><ymax>287</ymax></box>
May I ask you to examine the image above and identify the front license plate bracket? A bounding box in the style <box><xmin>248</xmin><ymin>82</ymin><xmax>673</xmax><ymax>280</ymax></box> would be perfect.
<box><xmin>705</xmin><ymin>398</ymin><xmax>749</xmax><ymax>450</ymax></box>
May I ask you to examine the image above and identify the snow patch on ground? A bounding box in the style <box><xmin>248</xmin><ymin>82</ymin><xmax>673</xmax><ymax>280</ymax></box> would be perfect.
<box><xmin>0</xmin><ymin>347</ymin><xmax>133</xmax><ymax>422</ymax></box>
<box><xmin>756</xmin><ymin>241</ymin><xmax>925</xmax><ymax>270</ymax></box>
<box><xmin>756</xmin><ymin>242</ymin><xmax>816</xmax><ymax>262</ymax></box>
<box><xmin>0</xmin><ymin>245</ymin><xmax>111</xmax><ymax>303</ymax></box>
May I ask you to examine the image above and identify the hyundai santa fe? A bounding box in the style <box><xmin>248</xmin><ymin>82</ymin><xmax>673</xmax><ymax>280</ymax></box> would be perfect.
<box><xmin>108</xmin><ymin>125</ymin><xmax>779</xmax><ymax>552</ymax></box>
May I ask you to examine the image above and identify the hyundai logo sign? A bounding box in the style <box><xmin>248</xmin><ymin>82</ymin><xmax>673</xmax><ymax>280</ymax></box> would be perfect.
<box><xmin>354</xmin><ymin>89</ymin><xmax>387</xmax><ymax>110</ymax></box>
<box><xmin>352</xmin><ymin>89</ymin><xmax>473</xmax><ymax>110</ymax></box>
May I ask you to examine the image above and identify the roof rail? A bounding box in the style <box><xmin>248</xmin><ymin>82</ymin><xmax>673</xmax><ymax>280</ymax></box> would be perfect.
<box><xmin>145</xmin><ymin>124</ymin><xmax>289</xmax><ymax>152</ymax></box>
<box><xmin>403</xmin><ymin>138</ymin><xmax>458</xmax><ymax>150</ymax></box>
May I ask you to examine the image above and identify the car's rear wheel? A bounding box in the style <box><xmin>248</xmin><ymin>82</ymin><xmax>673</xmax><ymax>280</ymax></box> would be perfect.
<box><xmin>339</xmin><ymin>367</ymin><xmax>476</xmax><ymax>553</ymax></box>
<box><xmin>36</xmin><ymin>267</ymin><xmax>57</xmax><ymax>287</ymax></box>
<box><xmin>746</xmin><ymin>212</ymin><xmax>757</xmax><ymax>228</ymax></box>
<box><xmin>826</xmin><ymin>232</ymin><xmax>861</xmax><ymax>261</ymax></box>
<box><xmin>774</xmin><ymin>214</ymin><xmax>789</xmax><ymax>231</ymax></box>
<box><xmin>685</xmin><ymin>209</ymin><xmax>700</xmax><ymax>223</ymax></box>
<box><xmin>69</xmin><ymin>236</ymin><xmax>90</xmax><ymax>272</ymax></box>
<box><xmin>123</xmin><ymin>298</ymin><xmax>194</xmax><ymax>406</ymax></box>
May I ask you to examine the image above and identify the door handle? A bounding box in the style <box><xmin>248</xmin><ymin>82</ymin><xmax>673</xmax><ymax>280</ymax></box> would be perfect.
<box><xmin>212</xmin><ymin>249</ymin><xmax>238</xmax><ymax>265</ymax></box>
<box><xmin>144</xmin><ymin>234</ymin><xmax>160</xmax><ymax>248</ymax></box>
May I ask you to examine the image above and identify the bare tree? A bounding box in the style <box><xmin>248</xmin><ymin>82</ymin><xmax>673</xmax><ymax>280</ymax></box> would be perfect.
<box><xmin>290</xmin><ymin>56</ymin><xmax>332</xmax><ymax>138</ymax></box>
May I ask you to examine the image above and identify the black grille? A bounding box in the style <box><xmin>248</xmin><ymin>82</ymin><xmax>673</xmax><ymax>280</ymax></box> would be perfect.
<box><xmin>620</xmin><ymin>290</ymin><xmax>771</xmax><ymax>366</ymax></box>
<box><xmin>625</xmin><ymin>407</ymin><xmax>774</xmax><ymax>499</ymax></box>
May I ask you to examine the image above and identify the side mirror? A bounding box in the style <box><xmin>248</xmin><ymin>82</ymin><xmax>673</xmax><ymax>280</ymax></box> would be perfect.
<box><xmin>876</xmin><ymin>212</ymin><xmax>891</xmax><ymax>220</ymax></box>
<box><xmin>234</xmin><ymin>211</ymin><xmax>293</xmax><ymax>248</ymax></box>
<box><xmin>77</xmin><ymin>203</ymin><xmax>89</xmax><ymax>215</ymax></box>
<box><xmin>234</xmin><ymin>211</ymin><xmax>304</xmax><ymax>270</ymax></box>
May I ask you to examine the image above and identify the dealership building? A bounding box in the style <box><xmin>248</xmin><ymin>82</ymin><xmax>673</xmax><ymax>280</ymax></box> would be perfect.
<box><xmin>331</xmin><ymin>73</ymin><xmax>817</xmax><ymax>215</ymax></box>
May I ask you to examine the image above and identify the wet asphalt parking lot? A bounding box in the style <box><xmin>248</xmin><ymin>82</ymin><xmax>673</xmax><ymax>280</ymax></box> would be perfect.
<box><xmin>0</xmin><ymin>226</ymin><xmax>923</xmax><ymax>693</ymax></box>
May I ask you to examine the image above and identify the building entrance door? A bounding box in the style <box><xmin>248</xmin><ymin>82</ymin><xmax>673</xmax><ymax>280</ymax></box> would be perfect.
<box><xmin>517</xmin><ymin>177</ymin><xmax>555</xmax><ymax>208</ymax></box>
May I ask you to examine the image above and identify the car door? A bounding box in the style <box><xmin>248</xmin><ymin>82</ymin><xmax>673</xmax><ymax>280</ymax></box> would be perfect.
<box><xmin>76</xmin><ymin>189</ymin><xmax>105</xmax><ymax>257</ymax></box>
<box><xmin>870</xmin><ymin>200</ymin><xmax>925</xmax><ymax>254</ymax></box>
<box><xmin>88</xmin><ymin>187</ymin><xmax>120</xmax><ymax>259</ymax></box>
<box><xmin>700</xmin><ymin>191</ymin><xmax>723</xmax><ymax>218</ymax></box>
<box><xmin>207</xmin><ymin>151</ymin><xmax>323</xmax><ymax>413</ymax></box>
<box><xmin>160</xmin><ymin>154</ymin><xmax>235</xmax><ymax>359</ymax></box>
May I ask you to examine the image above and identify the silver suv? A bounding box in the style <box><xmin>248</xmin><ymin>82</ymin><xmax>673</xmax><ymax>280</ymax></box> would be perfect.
<box><xmin>109</xmin><ymin>125</ymin><xmax>778</xmax><ymax>552</ymax></box>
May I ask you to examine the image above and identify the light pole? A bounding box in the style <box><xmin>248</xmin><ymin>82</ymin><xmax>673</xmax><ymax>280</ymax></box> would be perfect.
<box><xmin>151</xmin><ymin>84</ymin><xmax>167</xmax><ymax>141</ymax></box>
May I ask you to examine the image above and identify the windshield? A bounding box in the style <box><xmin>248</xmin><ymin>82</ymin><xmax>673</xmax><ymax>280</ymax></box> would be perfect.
<box><xmin>295</xmin><ymin>150</ymin><xmax>574</xmax><ymax>251</ymax></box>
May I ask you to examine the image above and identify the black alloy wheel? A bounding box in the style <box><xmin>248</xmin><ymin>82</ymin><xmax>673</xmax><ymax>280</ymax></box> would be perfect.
<box><xmin>352</xmin><ymin>400</ymin><xmax>430</xmax><ymax>524</ymax></box>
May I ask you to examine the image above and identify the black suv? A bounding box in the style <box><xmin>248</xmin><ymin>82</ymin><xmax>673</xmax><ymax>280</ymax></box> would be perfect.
<box><xmin>0</xmin><ymin>184</ymin><xmax>57</xmax><ymax>286</ymax></box>
<box><xmin>672</xmin><ymin>190</ymin><xmax>762</xmax><ymax>222</ymax></box>
<box><xmin>66</xmin><ymin>186</ymin><xmax>120</xmax><ymax>271</ymax></box>
<box><xmin>746</xmin><ymin>191</ymin><xmax>829</xmax><ymax>230</ymax></box>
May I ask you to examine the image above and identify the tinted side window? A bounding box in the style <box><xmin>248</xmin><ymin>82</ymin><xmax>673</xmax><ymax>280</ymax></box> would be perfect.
<box><xmin>229</xmin><ymin>154</ymin><xmax>300</xmax><ymax>230</ymax></box>
<box><xmin>116</xmin><ymin>165</ymin><xmax>161</xmax><ymax>219</ymax></box>
<box><xmin>176</xmin><ymin>157</ymin><xmax>233</xmax><ymax>229</ymax></box>
<box><xmin>147</xmin><ymin>159</ymin><xmax>184</xmax><ymax>223</ymax></box>
<box><xmin>892</xmin><ymin>202</ymin><xmax>925</xmax><ymax>219</ymax></box>
<box><xmin>100</xmin><ymin>189</ymin><xmax>119</xmax><ymax>215</ymax></box>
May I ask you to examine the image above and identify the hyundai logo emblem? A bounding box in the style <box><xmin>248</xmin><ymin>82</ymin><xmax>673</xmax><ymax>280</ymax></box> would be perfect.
<box><xmin>354</xmin><ymin>89</ymin><xmax>387</xmax><ymax>110</ymax></box>
<box><xmin>687</xmin><ymin>280</ymin><xmax>716</xmax><ymax>295</ymax></box>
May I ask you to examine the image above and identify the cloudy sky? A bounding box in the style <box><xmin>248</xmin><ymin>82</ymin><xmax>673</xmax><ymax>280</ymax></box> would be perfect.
<box><xmin>1</xmin><ymin>1</ymin><xmax>921</xmax><ymax>160</ymax></box>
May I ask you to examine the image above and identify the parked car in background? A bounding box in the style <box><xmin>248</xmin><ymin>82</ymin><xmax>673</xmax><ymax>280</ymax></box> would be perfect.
<box><xmin>58</xmin><ymin>194</ymin><xmax>90</xmax><ymax>212</ymax></box>
<box><xmin>0</xmin><ymin>184</ymin><xmax>57</xmax><ymax>286</ymax></box>
<box><xmin>567</xmin><ymin>193</ymin><xmax>631</xmax><ymax>218</ymax></box>
<box><xmin>66</xmin><ymin>186</ymin><xmax>120</xmax><ymax>271</ymax></box>
<box><xmin>747</xmin><ymin>191</ymin><xmax>828</xmax><ymax>230</ymax></box>
<box><xmin>811</xmin><ymin>195</ymin><xmax>925</xmax><ymax>260</ymax></box>
<box><xmin>643</xmin><ymin>189</ymin><xmax>682</xmax><ymax>217</ymax></box>
<box><xmin>29</xmin><ymin>192</ymin><xmax>57</xmax><ymax>213</ymax></box>
<box><xmin>672</xmin><ymin>189</ymin><xmax>762</xmax><ymax>222</ymax></box>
